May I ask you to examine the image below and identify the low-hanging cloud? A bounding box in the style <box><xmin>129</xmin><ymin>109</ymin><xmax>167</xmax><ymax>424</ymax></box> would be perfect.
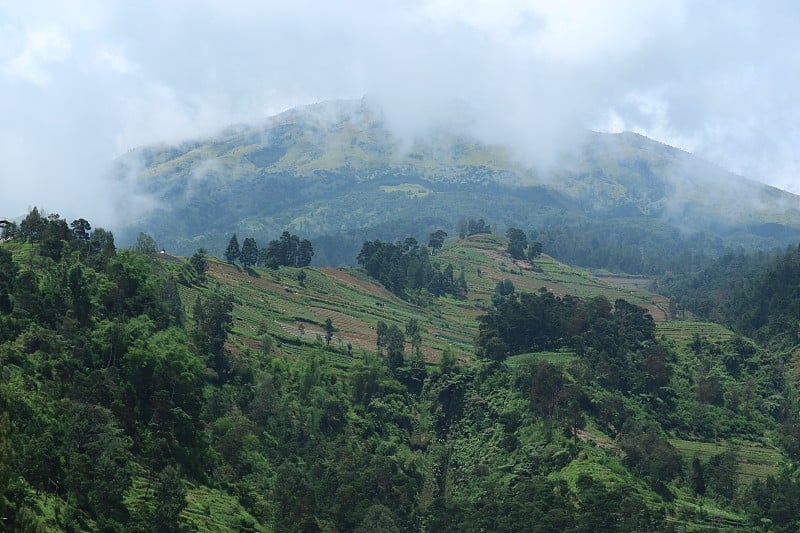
<box><xmin>1</xmin><ymin>0</ymin><xmax>800</xmax><ymax>227</ymax></box>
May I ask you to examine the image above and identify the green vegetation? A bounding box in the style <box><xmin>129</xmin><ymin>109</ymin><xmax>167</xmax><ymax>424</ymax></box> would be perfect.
<box><xmin>357</xmin><ymin>237</ymin><xmax>466</xmax><ymax>300</ymax></box>
<box><xmin>2</xmin><ymin>206</ymin><xmax>800</xmax><ymax>531</ymax></box>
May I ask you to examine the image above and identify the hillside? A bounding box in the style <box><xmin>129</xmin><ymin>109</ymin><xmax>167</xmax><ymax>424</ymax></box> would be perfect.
<box><xmin>116</xmin><ymin>99</ymin><xmax>800</xmax><ymax>269</ymax></box>
<box><xmin>4</xmin><ymin>217</ymin><xmax>800</xmax><ymax>531</ymax></box>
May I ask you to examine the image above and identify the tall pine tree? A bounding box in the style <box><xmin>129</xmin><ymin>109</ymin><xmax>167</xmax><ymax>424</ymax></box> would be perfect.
<box><xmin>240</xmin><ymin>237</ymin><xmax>258</xmax><ymax>268</ymax></box>
<box><xmin>224</xmin><ymin>234</ymin><xmax>240</xmax><ymax>263</ymax></box>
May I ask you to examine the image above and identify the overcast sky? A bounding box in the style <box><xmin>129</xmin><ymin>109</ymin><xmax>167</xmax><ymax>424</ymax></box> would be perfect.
<box><xmin>1</xmin><ymin>0</ymin><xmax>799</xmax><ymax>225</ymax></box>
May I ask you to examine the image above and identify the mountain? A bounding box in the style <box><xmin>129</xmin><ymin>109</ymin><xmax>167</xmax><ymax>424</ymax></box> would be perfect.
<box><xmin>116</xmin><ymin>99</ymin><xmax>800</xmax><ymax>269</ymax></box>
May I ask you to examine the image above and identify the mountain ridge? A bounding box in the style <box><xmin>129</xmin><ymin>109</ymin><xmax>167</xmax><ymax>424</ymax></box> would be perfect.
<box><xmin>115</xmin><ymin>99</ymin><xmax>800</xmax><ymax>267</ymax></box>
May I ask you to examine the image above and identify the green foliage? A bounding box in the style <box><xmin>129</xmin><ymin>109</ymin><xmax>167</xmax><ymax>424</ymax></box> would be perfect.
<box><xmin>152</xmin><ymin>465</ymin><xmax>188</xmax><ymax>532</ymax></box>
<box><xmin>662</xmin><ymin>244</ymin><xmax>800</xmax><ymax>349</ymax></box>
<box><xmin>748</xmin><ymin>470</ymin><xmax>800</xmax><ymax>532</ymax></box>
<box><xmin>257</xmin><ymin>231</ymin><xmax>314</xmax><ymax>268</ymax></box>
<box><xmin>357</xmin><ymin>237</ymin><xmax>464</xmax><ymax>299</ymax></box>
<box><xmin>2</xmin><ymin>217</ymin><xmax>798</xmax><ymax>531</ymax></box>
<box><xmin>133</xmin><ymin>232</ymin><xmax>158</xmax><ymax>255</ymax></box>
<box><xmin>428</xmin><ymin>229</ymin><xmax>447</xmax><ymax>253</ymax></box>
<box><xmin>458</xmin><ymin>217</ymin><xmax>491</xmax><ymax>238</ymax></box>
<box><xmin>240</xmin><ymin>237</ymin><xmax>259</xmax><ymax>268</ymax></box>
<box><xmin>224</xmin><ymin>233</ymin><xmax>240</xmax><ymax>263</ymax></box>
<box><xmin>192</xmin><ymin>294</ymin><xmax>234</xmax><ymax>382</ymax></box>
<box><xmin>324</xmin><ymin>317</ymin><xmax>334</xmax><ymax>345</ymax></box>
<box><xmin>505</xmin><ymin>227</ymin><xmax>527</xmax><ymax>259</ymax></box>
<box><xmin>189</xmin><ymin>247</ymin><xmax>208</xmax><ymax>281</ymax></box>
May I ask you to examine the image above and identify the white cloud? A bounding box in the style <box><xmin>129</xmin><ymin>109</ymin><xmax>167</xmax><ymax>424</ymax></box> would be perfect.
<box><xmin>5</xmin><ymin>25</ymin><xmax>71</xmax><ymax>86</ymax></box>
<box><xmin>1</xmin><ymin>0</ymin><xmax>800</xmax><ymax>226</ymax></box>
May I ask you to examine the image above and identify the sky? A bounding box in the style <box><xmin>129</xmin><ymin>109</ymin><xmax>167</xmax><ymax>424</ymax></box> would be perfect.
<box><xmin>1</xmin><ymin>0</ymin><xmax>799</xmax><ymax>226</ymax></box>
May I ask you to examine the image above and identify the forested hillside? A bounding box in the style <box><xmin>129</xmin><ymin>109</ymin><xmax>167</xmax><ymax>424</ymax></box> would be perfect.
<box><xmin>2</xmin><ymin>209</ymin><xmax>800</xmax><ymax>531</ymax></box>
<box><xmin>660</xmin><ymin>244</ymin><xmax>800</xmax><ymax>349</ymax></box>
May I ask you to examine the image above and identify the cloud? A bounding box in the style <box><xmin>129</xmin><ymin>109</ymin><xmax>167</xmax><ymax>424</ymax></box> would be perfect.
<box><xmin>1</xmin><ymin>0</ymin><xmax>799</xmax><ymax>227</ymax></box>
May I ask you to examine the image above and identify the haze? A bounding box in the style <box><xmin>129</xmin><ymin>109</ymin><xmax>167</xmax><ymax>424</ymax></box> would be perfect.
<box><xmin>1</xmin><ymin>0</ymin><xmax>799</xmax><ymax>226</ymax></box>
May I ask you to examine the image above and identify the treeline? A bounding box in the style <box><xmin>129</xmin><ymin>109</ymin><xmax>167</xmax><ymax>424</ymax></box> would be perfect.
<box><xmin>2</xmin><ymin>207</ymin><xmax>116</xmax><ymax>264</ymax></box>
<box><xmin>225</xmin><ymin>230</ymin><xmax>313</xmax><ymax>268</ymax></box>
<box><xmin>529</xmin><ymin>220</ymin><xmax>730</xmax><ymax>275</ymax></box>
<box><xmin>658</xmin><ymin>245</ymin><xmax>800</xmax><ymax>348</ymax></box>
<box><xmin>477</xmin><ymin>290</ymin><xmax>659</xmax><ymax>394</ymax></box>
<box><xmin>357</xmin><ymin>237</ymin><xmax>467</xmax><ymax>299</ymax></box>
<box><xmin>0</xmin><ymin>208</ymin><xmax>228</xmax><ymax>530</ymax></box>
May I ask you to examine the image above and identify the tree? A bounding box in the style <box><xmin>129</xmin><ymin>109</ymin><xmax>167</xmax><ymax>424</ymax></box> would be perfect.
<box><xmin>506</xmin><ymin>228</ymin><xmax>528</xmax><ymax>259</ymax></box>
<box><xmin>240</xmin><ymin>237</ymin><xmax>258</xmax><ymax>268</ymax></box>
<box><xmin>428</xmin><ymin>230</ymin><xmax>447</xmax><ymax>254</ymax></box>
<box><xmin>707</xmin><ymin>448</ymin><xmax>738</xmax><ymax>500</ymax></box>
<box><xmin>439</xmin><ymin>346</ymin><xmax>457</xmax><ymax>374</ymax></box>
<box><xmin>297</xmin><ymin>269</ymin><xmax>307</xmax><ymax>286</ymax></box>
<box><xmin>151</xmin><ymin>465</ymin><xmax>188</xmax><ymax>532</ymax></box>
<box><xmin>376</xmin><ymin>321</ymin><xmax>388</xmax><ymax>351</ymax></box>
<box><xmin>297</xmin><ymin>239</ymin><xmax>314</xmax><ymax>267</ymax></box>
<box><xmin>55</xmin><ymin>400</ymin><xmax>132</xmax><ymax>524</ymax></box>
<box><xmin>192</xmin><ymin>294</ymin><xmax>234</xmax><ymax>382</ymax></box>
<box><xmin>495</xmin><ymin>279</ymin><xmax>515</xmax><ymax>297</ymax></box>
<box><xmin>385</xmin><ymin>324</ymin><xmax>405</xmax><ymax>370</ymax></box>
<box><xmin>39</xmin><ymin>214</ymin><xmax>70</xmax><ymax>260</ymax></box>
<box><xmin>325</xmin><ymin>317</ymin><xmax>334</xmax><ymax>345</ymax></box>
<box><xmin>87</xmin><ymin>227</ymin><xmax>116</xmax><ymax>266</ymax></box>
<box><xmin>258</xmin><ymin>232</ymin><xmax>313</xmax><ymax>267</ymax></box>
<box><xmin>133</xmin><ymin>232</ymin><xmax>158</xmax><ymax>255</ymax></box>
<box><xmin>190</xmin><ymin>248</ymin><xmax>208</xmax><ymax>280</ymax></box>
<box><xmin>467</xmin><ymin>218</ymin><xmax>491</xmax><ymax>236</ymax></box>
<box><xmin>690</xmin><ymin>456</ymin><xmax>706</xmax><ymax>496</ymax></box>
<box><xmin>355</xmin><ymin>504</ymin><xmax>400</xmax><ymax>533</ymax></box>
<box><xmin>19</xmin><ymin>207</ymin><xmax>46</xmax><ymax>242</ymax></box>
<box><xmin>70</xmin><ymin>218</ymin><xmax>91</xmax><ymax>241</ymax></box>
<box><xmin>406</xmin><ymin>318</ymin><xmax>422</xmax><ymax>356</ymax></box>
<box><xmin>224</xmin><ymin>234</ymin><xmax>240</xmax><ymax>263</ymax></box>
<box><xmin>0</xmin><ymin>247</ymin><xmax>17</xmax><ymax>313</ymax></box>
<box><xmin>481</xmin><ymin>336</ymin><xmax>509</xmax><ymax>362</ymax></box>
<box><xmin>527</xmin><ymin>241</ymin><xmax>543</xmax><ymax>260</ymax></box>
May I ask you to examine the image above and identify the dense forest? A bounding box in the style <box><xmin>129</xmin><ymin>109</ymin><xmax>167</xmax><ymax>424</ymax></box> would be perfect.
<box><xmin>658</xmin><ymin>245</ymin><xmax>800</xmax><ymax>349</ymax></box>
<box><xmin>3</xmin><ymin>207</ymin><xmax>800</xmax><ymax>531</ymax></box>
<box><xmin>529</xmin><ymin>220</ymin><xmax>733</xmax><ymax>276</ymax></box>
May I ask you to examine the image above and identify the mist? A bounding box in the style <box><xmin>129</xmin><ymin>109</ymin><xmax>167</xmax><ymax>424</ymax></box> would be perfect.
<box><xmin>2</xmin><ymin>1</ymin><xmax>800</xmax><ymax>228</ymax></box>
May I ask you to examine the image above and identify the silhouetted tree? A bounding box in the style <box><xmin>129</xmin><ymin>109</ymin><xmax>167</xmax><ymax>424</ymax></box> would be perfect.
<box><xmin>224</xmin><ymin>234</ymin><xmax>240</xmax><ymax>263</ymax></box>
<box><xmin>506</xmin><ymin>228</ymin><xmax>528</xmax><ymax>259</ymax></box>
<box><xmin>240</xmin><ymin>237</ymin><xmax>259</xmax><ymax>268</ymax></box>
<box><xmin>133</xmin><ymin>232</ymin><xmax>158</xmax><ymax>255</ymax></box>
<box><xmin>190</xmin><ymin>248</ymin><xmax>208</xmax><ymax>280</ymax></box>
<box><xmin>325</xmin><ymin>318</ymin><xmax>334</xmax><ymax>345</ymax></box>
<box><xmin>70</xmin><ymin>218</ymin><xmax>91</xmax><ymax>241</ymax></box>
<box><xmin>428</xmin><ymin>229</ymin><xmax>447</xmax><ymax>254</ymax></box>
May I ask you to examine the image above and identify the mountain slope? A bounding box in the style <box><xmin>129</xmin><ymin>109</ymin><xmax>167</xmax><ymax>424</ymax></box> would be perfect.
<box><xmin>116</xmin><ymin>99</ymin><xmax>800</xmax><ymax>268</ymax></box>
<box><xmin>3</xmin><ymin>225</ymin><xmax>798</xmax><ymax>531</ymax></box>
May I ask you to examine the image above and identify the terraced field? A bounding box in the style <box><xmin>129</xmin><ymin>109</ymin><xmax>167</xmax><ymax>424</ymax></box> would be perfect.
<box><xmin>657</xmin><ymin>321</ymin><xmax>736</xmax><ymax>342</ymax></box>
<box><xmin>670</xmin><ymin>438</ymin><xmax>782</xmax><ymax>484</ymax></box>
<box><xmin>168</xmin><ymin>235</ymin><xmax>748</xmax><ymax>372</ymax></box>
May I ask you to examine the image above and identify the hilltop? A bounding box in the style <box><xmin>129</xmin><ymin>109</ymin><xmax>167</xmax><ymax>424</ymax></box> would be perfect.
<box><xmin>116</xmin><ymin>99</ymin><xmax>800</xmax><ymax>269</ymax></box>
